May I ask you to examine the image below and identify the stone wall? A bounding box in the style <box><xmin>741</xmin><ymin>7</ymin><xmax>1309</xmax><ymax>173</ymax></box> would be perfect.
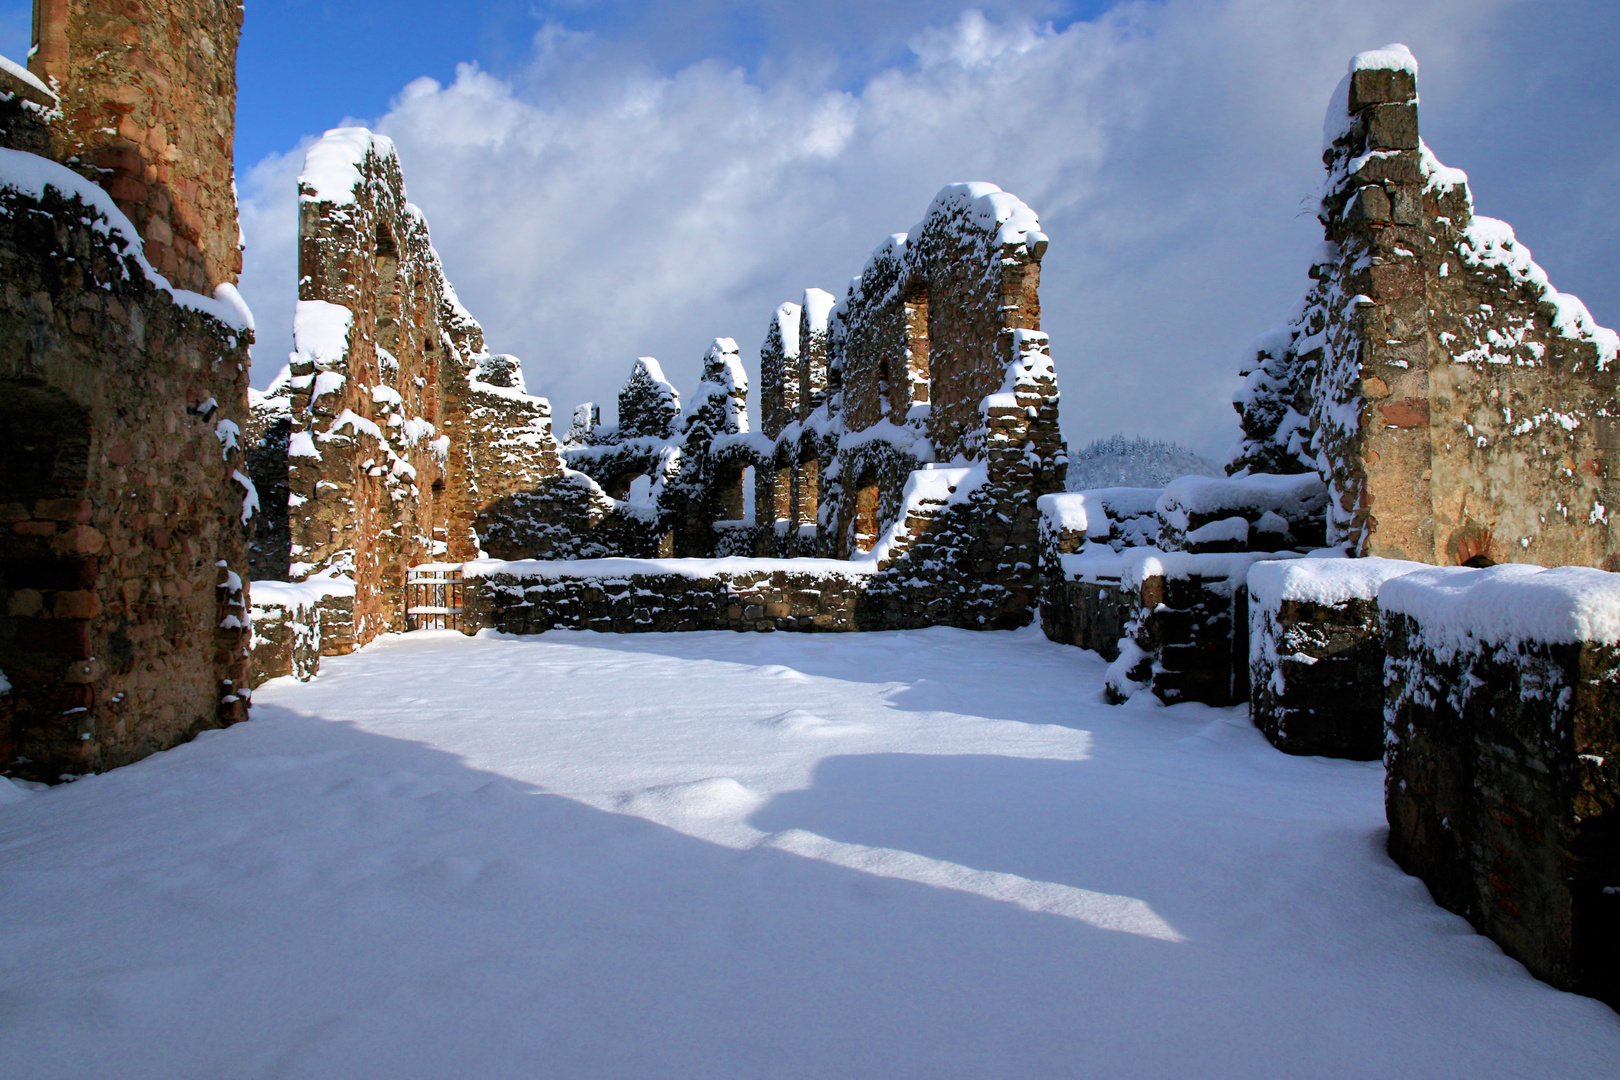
<box><xmin>1382</xmin><ymin>565</ymin><xmax>1620</xmax><ymax>1008</ymax></box>
<box><xmin>1235</xmin><ymin>45</ymin><xmax>1619</xmax><ymax>567</ymax></box>
<box><xmin>277</xmin><ymin>128</ymin><xmax>596</xmax><ymax>649</ymax></box>
<box><xmin>30</xmin><ymin>0</ymin><xmax>243</xmax><ymax>295</ymax></box>
<box><xmin>1104</xmin><ymin>550</ymin><xmax>1297</xmax><ymax>707</ymax></box>
<box><xmin>463</xmin><ymin>558</ymin><xmax>871</xmax><ymax>634</ymax></box>
<box><xmin>0</xmin><ymin>152</ymin><xmax>253</xmax><ymax>781</ymax></box>
<box><xmin>1246</xmin><ymin>557</ymin><xmax>1424</xmax><ymax>759</ymax></box>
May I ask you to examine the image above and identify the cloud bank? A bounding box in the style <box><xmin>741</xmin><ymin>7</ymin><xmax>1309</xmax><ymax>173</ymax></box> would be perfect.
<box><xmin>237</xmin><ymin>0</ymin><xmax>1619</xmax><ymax>462</ymax></box>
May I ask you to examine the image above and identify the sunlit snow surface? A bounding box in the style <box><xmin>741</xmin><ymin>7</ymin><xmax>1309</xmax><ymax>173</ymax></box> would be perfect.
<box><xmin>3</xmin><ymin>626</ymin><xmax>1617</xmax><ymax>1077</ymax></box>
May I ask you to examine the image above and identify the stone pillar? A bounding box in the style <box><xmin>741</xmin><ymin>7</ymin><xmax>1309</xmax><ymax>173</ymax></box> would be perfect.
<box><xmin>1319</xmin><ymin>58</ymin><xmax>1434</xmax><ymax>559</ymax></box>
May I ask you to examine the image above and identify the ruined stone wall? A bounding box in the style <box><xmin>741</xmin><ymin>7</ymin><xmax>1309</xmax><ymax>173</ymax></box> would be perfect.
<box><xmin>30</xmin><ymin>0</ymin><xmax>243</xmax><ymax>294</ymax></box>
<box><xmin>0</xmin><ymin>156</ymin><xmax>253</xmax><ymax>781</ymax></box>
<box><xmin>1382</xmin><ymin>565</ymin><xmax>1620</xmax><ymax>1009</ymax></box>
<box><xmin>1238</xmin><ymin>45</ymin><xmax>1619</xmax><ymax>568</ymax></box>
<box><xmin>463</xmin><ymin>558</ymin><xmax>870</xmax><ymax>634</ymax></box>
<box><xmin>282</xmin><ymin>128</ymin><xmax>591</xmax><ymax>646</ymax></box>
<box><xmin>760</xmin><ymin>302</ymin><xmax>800</xmax><ymax>439</ymax></box>
<box><xmin>1246</xmin><ymin>557</ymin><xmax>1425</xmax><ymax>760</ymax></box>
<box><xmin>244</xmin><ymin>379</ymin><xmax>290</xmax><ymax>580</ymax></box>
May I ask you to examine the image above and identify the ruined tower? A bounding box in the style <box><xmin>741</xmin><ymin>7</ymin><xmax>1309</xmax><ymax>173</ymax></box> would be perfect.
<box><xmin>29</xmin><ymin>0</ymin><xmax>245</xmax><ymax>294</ymax></box>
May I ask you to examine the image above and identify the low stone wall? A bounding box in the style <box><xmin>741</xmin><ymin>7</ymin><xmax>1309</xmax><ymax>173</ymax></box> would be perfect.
<box><xmin>1036</xmin><ymin>490</ymin><xmax>1151</xmax><ymax>657</ymax></box>
<box><xmin>1382</xmin><ymin>565</ymin><xmax>1620</xmax><ymax>1008</ymax></box>
<box><xmin>1105</xmin><ymin>549</ymin><xmax>1298</xmax><ymax>706</ymax></box>
<box><xmin>462</xmin><ymin>558</ymin><xmax>873</xmax><ymax>634</ymax></box>
<box><xmin>1246</xmin><ymin>557</ymin><xmax>1424</xmax><ymax>759</ymax></box>
<box><xmin>247</xmin><ymin>577</ymin><xmax>356</xmax><ymax>688</ymax></box>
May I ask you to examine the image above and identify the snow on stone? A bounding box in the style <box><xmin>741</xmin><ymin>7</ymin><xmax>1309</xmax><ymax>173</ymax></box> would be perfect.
<box><xmin>300</xmin><ymin>127</ymin><xmax>398</xmax><ymax>205</ymax></box>
<box><xmin>1456</xmin><ymin>217</ymin><xmax>1619</xmax><ymax>370</ymax></box>
<box><xmin>774</xmin><ymin>303</ymin><xmax>802</xmax><ymax>358</ymax></box>
<box><xmin>1248</xmin><ymin>555</ymin><xmax>1428</xmax><ymax>611</ymax></box>
<box><xmin>249</xmin><ymin>574</ymin><xmax>356</xmax><ymax>609</ymax></box>
<box><xmin>931</xmin><ymin>181</ymin><xmax>1047</xmax><ymax>252</ymax></box>
<box><xmin>0</xmin><ymin>53</ymin><xmax>55</xmax><ymax>103</ymax></box>
<box><xmin>464</xmin><ymin>556</ymin><xmax>874</xmax><ymax>581</ymax></box>
<box><xmin>1036</xmin><ymin>492</ymin><xmax>1094</xmax><ymax>538</ymax></box>
<box><xmin>291</xmin><ymin>300</ymin><xmax>353</xmax><ymax>371</ymax></box>
<box><xmin>1121</xmin><ymin>547</ymin><xmax>1302</xmax><ymax>591</ymax></box>
<box><xmin>1380</xmin><ymin>563</ymin><xmax>1620</xmax><ymax>651</ymax></box>
<box><xmin>1350</xmin><ymin>42</ymin><xmax>1418</xmax><ymax>76</ymax></box>
<box><xmin>1156</xmin><ymin>473</ymin><xmax>1325</xmax><ymax>533</ymax></box>
<box><xmin>1184</xmin><ymin>516</ymin><xmax>1250</xmax><ymax>547</ymax></box>
<box><xmin>0</xmin><ymin>147</ymin><xmax>253</xmax><ymax>332</ymax></box>
<box><xmin>802</xmin><ymin>288</ymin><xmax>836</xmax><ymax>334</ymax></box>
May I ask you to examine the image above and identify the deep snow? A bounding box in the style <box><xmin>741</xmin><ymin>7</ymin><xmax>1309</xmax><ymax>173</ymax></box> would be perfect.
<box><xmin>2</xmin><ymin>626</ymin><xmax>1616</xmax><ymax>1078</ymax></box>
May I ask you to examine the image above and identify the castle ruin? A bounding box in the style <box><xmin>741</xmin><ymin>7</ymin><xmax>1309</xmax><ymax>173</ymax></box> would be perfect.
<box><xmin>0</xmin><ymin>6</ymin><xmax>1612</xmax><ymax>1013</ymax></box>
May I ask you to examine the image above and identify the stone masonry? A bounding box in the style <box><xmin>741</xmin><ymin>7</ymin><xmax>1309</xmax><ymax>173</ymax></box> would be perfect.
<box><xmin>1382</xmin><ymin>565</ymin><xmax>1620</xmax><ymax>1009</ymax></box>
<box><xmin>1234</xmin><ymin>45</ymin><xmax>1619</xmax><ymax>567</ymax></box>
<box><xmin>0</xmin><ymin>6</ymin><xmax>254</xmax><ymax>781</ymax></box>
<box><xmin>29</xmin><ymin>0</ymin><xmax>244</xmax><ymax>295</ymax></box>
<box><xmin>271</xmin><ymin>128</ymin><xmax>598</xmax><ymax>652</ymax></box>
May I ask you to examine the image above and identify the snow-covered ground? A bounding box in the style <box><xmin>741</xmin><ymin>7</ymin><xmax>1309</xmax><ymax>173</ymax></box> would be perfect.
<box><xmin>2</xmin><ymin>626</ymin><xmax>1616</xmax><ymax>1077</ymax></box>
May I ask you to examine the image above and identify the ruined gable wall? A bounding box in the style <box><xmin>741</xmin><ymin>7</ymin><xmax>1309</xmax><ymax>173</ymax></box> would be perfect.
<box><xmin>0</xmin><ymin>159</ymin><xmax>252</xmax><ymax>781</ymax></box>
<box><xmin>287</xmin><ymin>130</ymin><xmax>463</xmax><ymax>647</ymax></box>
<box><xmin>30</xmin><ymin>0</ymin><xmax>244</xmax><ymax>294</ymax></box>
<box><xmin>1420</xmin><ymin>162</ymin><xmax>1619</xmax><ymax>568</ymax></box>
<box><xmin>1282</xmin><ymin>46</ymin><xmax>1619</xmax><ymax>566</ymax></box>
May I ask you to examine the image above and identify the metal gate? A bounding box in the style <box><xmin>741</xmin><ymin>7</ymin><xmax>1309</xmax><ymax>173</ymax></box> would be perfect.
<box><xmin>406</xmin><ymin>564</ymin><xmax>463</xmax><ymax>631</ymax></box>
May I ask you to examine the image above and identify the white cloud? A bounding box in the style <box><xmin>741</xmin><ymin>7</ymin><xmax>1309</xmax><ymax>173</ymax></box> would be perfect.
<box><xmin>237</xmin><ymin>0</ymin><xmax>1617</xmax><ymax>462</ymax></box>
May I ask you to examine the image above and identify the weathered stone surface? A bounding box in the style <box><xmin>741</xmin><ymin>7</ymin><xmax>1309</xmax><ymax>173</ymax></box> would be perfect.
<box><xmin>1383</xmin><ymin>567</ymin><xmax>1620</xmax><ymax>1008</ymax></box>
<box><xmin>1235</xmin><ymin>45</ymin><xmax>1619</xmax><ymax>569</ymax></box>
<box><xmin>0</xmin><ymin>172</ymin><xmax>251</xmax><ymax>782</ymax></box>
<box><xmin>463</xmin><ymin>561</ymin><xmax>869</xmax><ymax>634</ymax></box>
<box><xmin>31</xmin><ymin>0</ymin><xmax>244</xmax><ymax>294</ymax></box>
<box><xmin>278</xmin><ymin>129</ymin><xmax>600</xmax><ymax>649</ymax></box>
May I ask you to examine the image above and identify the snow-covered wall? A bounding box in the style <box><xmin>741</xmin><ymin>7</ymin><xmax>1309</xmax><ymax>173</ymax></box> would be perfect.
<box><xmin>0</xmin><ymin>142</ymin><xmax>254</xmax><ymax>781</ymax></box>
<box><xmin>1381</xmin><ymin>561</ymin><xmax>1620</xmax><ymax>1008</ymax></box>
<box><xmin>1233</xmin><ymin>44</ymin><xmax>1619</xmax><ymax>569</ymax></box>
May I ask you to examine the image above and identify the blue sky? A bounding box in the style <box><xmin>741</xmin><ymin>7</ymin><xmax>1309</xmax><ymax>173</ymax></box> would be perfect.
<box><xmin>225</xmin><ymin>0</ymin><xmax>1116</xmax><ymax>168</ymax></box>
<box><xmin>7</xmin><ymin>2</ymin><xmax>1613</xmax><ymax>461</ymax></box>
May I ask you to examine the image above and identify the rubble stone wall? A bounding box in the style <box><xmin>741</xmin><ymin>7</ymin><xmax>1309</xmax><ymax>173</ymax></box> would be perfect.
<box><xmin>1382</xmin><ymin>565</ymin><xmax>1620</xmax><ymax>1008</ymax></box>
<box><xmin>1235</xmin><ymin>46</ymin><xmax>1619</xmax><ymax>568</ymax></box>
<box><xmin>30</xmin><ymin>0</ymin><xmax>244</xmax><ymax>294</ymax></box>
<box><xmin>463</xmin><ymin>559</ymin><xmax>870</xmax><ymax>634</ymax></box>
<box><xmin>277</xmin><ymin>129</ymin><xmax>595</xmax><ymax>649</ymax></box>
<box><xmin>0</xmin><ymin>159</ymin><xmax>252</xmax><ymax>781</ymax></box>
<box><xmin>1246</xmin><ymin>557</ymin><xmax>1428</xmax><ymax>760</ymax></box>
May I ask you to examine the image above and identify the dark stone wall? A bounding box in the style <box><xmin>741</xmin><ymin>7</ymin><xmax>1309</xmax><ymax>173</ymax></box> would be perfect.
<box><xmin>464</xmin><ymin>563</ymin><xmax>867</xmax><ymax>634</ymax></box>
<box><xmin>1250</xmin><ymin>596</ymin><xmax>1384</xmax><ymax>759</ymax></box>
<box><xmin>1384</xmin><ymin>611</ymin><xmax>1620</xmax><ymax>1008</ymax></box>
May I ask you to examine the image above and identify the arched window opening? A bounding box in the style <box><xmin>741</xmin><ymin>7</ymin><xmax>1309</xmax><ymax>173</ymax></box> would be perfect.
<box><xmin>854</xmin><ymin>471</ymin><xmax>881</xmax><ymax>554</ymax></box>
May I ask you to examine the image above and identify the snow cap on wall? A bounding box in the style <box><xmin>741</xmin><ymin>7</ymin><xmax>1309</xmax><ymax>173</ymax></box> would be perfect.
<box><xmin>300</xmin><ymin>127</ymin><xmax>400</xmax><ymax>206</ymax></box>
